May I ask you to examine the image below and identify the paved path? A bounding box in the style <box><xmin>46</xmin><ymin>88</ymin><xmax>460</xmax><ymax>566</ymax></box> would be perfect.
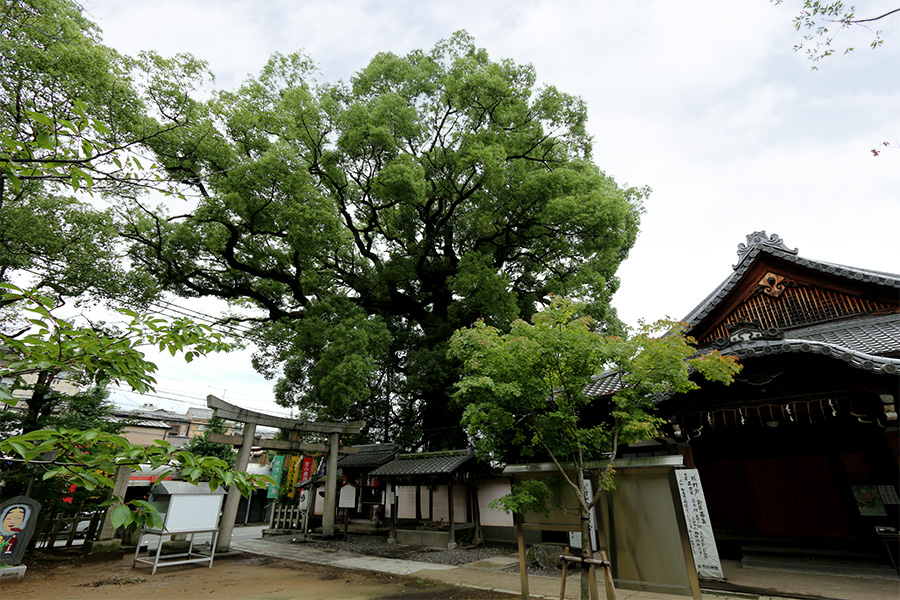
<box><xmin>231</xmin><ymin>537</ymin><xmax>770</xmax><ymax>600</ymax></box>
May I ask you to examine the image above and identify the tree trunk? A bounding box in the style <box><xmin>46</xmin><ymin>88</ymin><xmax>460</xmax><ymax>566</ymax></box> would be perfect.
<box><xmin>22</xmin><ymin>370</ymin><xmax>53</xmax><ymax>433</ymax></box>
<box><xmin>579</xmin><ymin>475</ymin><xmax>594</xmax><ymax>600</ymax></box>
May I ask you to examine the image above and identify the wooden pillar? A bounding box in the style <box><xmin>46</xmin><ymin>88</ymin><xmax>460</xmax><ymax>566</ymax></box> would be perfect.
<box><xmin>515</xmin><ymin>511</ymin><xmax>529</xmax><ymax>600</ymax></box>
<box><xmin>416</xmin><ymin>484</ymin><xmax>423</xmax><ymax>521</ymax></box>
<box><xmin>217</xmin><ymin>422</ymin><xmax>256</xmax><ymax>552</ymax></box>
<box><xmin>471</xmin><ymin>478</ymin><xmax>483</xmax><ymax>544</ymax></box>
<box><xmin>428</xmin><ymin>486</ymin><xmax>434</xmax><ymax>521</ymax></box>
<box><xmin>447</xmin><ymin>479</ymin><xmax>456</xmax><ymax>550</ymax></box>
<box><xmin>322</xmin><ymin>432</ymin><xmax>339</xmax><ymax>537</ymax></box>
<box><xmin>388</xmin><ymin>482</ymin><xmax>397</xmax><ymax>544</ymax></box>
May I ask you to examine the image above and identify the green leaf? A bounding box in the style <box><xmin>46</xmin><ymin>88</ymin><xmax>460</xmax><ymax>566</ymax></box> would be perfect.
<box><xmin>110</xmin><ymin>504</ymin><xmax>133</xmax><ymax>529</ymax></box>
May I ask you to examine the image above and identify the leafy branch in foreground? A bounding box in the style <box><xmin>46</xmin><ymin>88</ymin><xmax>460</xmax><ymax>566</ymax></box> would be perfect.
<box><xmin>0</xmin><ymin>428</ymin><xmax>272</xmax><ymax>530</ymax></box>
<box><xmin>773</xmin><ymin>1</ymin><xmax>899</xmax><ymax>66</ymax></box>
<box><xmin>0</xmin><ymin>283</ymin><xmax>232</xmax><ymax>409</ymax></box>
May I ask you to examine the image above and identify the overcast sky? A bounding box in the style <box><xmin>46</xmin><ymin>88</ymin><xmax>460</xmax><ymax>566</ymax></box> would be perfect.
<box><xmin>80</xmin><ymin>0</ymin><xmax>900</xmax><ymax>417</ymax></box>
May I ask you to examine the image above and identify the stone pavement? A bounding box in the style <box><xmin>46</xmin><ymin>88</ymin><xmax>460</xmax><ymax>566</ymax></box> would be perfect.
<box><xmin>229</xmin><ymin>537</ymin><xmax>898</xmax><ymax>600</ymax></box>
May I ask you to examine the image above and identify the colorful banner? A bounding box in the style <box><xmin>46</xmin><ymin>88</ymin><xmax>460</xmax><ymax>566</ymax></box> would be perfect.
<box><xmin>267</xmin><ymin>455</ymin><xmax>285</xmax><ymax>499</ymax></box>
<box><xmin>285</xmin><ymin>455</ymin><xmax>301</xmax><ymax>498</ymax></box>
<box><xmin>301</xmin><ymin>456</ymin><xmax>314</xmax><ymax>483</ymax></box>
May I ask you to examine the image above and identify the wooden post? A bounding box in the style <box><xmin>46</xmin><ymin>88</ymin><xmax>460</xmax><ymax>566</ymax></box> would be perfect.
<box><xmin>600</xmin><ymin>550</ymin><xmax>616</xmax><ymax>600</ymax></box>
<box><xmin>559</xmin><ymin>547</ymin><xmax>570</xmax><ymax>600</ymax></box>
<box><xmin>588</xmin><ymin>563</ymin><xmax>599</xmax><ymax>600</ymax></box>
<box><xmin>515</xmin><ymin>512</ymin><xmax>529</xmax><ymax>600</ymax></box>
<box><xmin>416</xmin><ymin>484</ymin><xmax>423</xmax><ymax>521</ymax></box>
<box><xmin>342</xmin><ymin>508</ymin><xmax>350</xmax><ymax>540</ymax></box>
<box><xmin>448</xmin><ymin>479</ymin><xmax>456</xmax><ymax>549</ymax></box>
<box><xmin>217</xmin><ymin>422</ymin><xmax>256</xmax><ymax>552</ymax></box>
<box><xmin>388</xmin><ymin>482</ymin><xmax>397</xmax><ymax>544</ymax></box>
<box><xmin>471</xmin><ymin>478</ymin><xmax>483</xmax><ymax>545</ymax></box>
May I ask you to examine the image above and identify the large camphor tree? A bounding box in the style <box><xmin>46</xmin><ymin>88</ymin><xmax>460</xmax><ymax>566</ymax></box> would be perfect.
<box><xmin>122</xmin><ymin>33</ymin><xmax>647</xmax><ymax>449</ymax></box>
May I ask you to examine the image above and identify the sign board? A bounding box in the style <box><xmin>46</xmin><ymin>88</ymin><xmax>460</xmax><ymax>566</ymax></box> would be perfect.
<box><xmin>853</xmin><ymin>485</ymin><xmax>887</xmax><ymax>516</ymax></box>
<box><xmin>0</xmin><ymin>496</ymin><xmax>40</xmax><ymax>566</ymax></box>
<box><xmin>267</xmin><ymin>455</ymin><xmax>285</xmax><ymax>499</ymax></box>
<box><xmin>567</xmin><ymin>477</ymin><xmax>598</xmax><ymax>551</ymax></box>
<box><xmin>675</xmin><ymin>469</ymin><xmax>724</xmax><ymax>580</ymax></box>
<box><xmin>879</xmin><ymin>485</ymin><xmax>900</xmax><ymax>505</ymax></box>
<box><xmin>339</xmin><ymin>483</ymin><xmax>357</xmax><ymax>509</ymax></box>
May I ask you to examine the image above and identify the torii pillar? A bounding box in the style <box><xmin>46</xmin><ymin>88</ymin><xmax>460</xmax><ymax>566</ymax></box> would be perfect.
<box><xmin>207</xmin><ymin>395</ymin><xmax>364</xmax><ymax>550</ymax></box>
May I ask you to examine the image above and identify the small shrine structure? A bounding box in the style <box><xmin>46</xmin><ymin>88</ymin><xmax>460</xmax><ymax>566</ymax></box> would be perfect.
<box><xmin>370</xmin><ymin>449</ymin><xmax>484</xmax><ymax>549</ymax></box>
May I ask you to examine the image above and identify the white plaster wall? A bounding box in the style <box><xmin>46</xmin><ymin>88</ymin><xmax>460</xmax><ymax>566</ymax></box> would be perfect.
<box><xmin>385</xmin><ymin>484</ymin><xmax>468</xmax><ymax>521</ymax></box>
<box><xmin>477</xmin><ymin>478</ymin><xmax>514</xmax><ymax>527</ymax></box>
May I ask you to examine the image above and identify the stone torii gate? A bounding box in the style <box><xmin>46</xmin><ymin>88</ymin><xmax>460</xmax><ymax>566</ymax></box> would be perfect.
<box><xmin>206</xmin><ymin>395</ymin><xmax>363</xmax><ymax>551</ymax></box>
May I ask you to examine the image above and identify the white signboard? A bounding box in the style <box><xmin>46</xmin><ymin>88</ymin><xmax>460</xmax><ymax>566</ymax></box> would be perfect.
<box><xmin>567</xmin><ymin>477</ymin><xmax>598</xmax><ymax>551</ymax></box>
<box><xmin>675</xmin><ymin>469</ymin><xmax>724</xmax><ymax>580</ymax></box>
<box><xmin>339</xmin><ymin>483</ymin><xmax>357</xmax><ymax>509</ymax></box>
<box><xmin>878</xmin><ymin>485</ymin><xmax>899</xmax><ymax>505</ymax></box>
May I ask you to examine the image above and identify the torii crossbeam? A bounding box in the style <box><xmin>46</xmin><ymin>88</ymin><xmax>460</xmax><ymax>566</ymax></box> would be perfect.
<box><xmin>206</xmin><ymin>395</ymin><xmax>364</xmax><ymax>548</ymax></box>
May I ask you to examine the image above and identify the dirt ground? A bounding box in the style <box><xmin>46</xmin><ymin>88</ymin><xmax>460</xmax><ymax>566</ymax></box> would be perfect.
<box><xmin>2</xmin><ymin>551</ymin><xmax>517</xmax><ymax>600</ymax></box>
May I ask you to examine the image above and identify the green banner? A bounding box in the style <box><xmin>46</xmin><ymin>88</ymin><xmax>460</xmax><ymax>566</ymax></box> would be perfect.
<box><xmin>267</xmin><ymin>455</ymin><xmax>285</xmax><ymax>499</ymax></box>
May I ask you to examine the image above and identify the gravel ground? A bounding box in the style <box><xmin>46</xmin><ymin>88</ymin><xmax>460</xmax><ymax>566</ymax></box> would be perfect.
<box><xmin>265</xmin><ymin>532</ymin><xmax>561</xmax><ymax>577</ymax></box>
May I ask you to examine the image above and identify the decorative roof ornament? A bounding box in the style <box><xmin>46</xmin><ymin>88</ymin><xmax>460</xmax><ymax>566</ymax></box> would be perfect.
<box><xmin>713</xmin><ymin>318</ymin><xmax>785</xmax><ymax>348</ymax></box>
<box><xmin>734</xmin><ymin>231</ymin><xmax>798</xmax><ymax>270</ymax></box>
<box><xmin>758</xmin><ymin>271</ymin><xmax>787</xmax><ymax>297</ymax></box>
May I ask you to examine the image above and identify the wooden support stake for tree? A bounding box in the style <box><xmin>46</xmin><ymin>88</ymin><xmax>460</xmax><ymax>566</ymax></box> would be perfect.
<box><xmin>559</xmin><ymin>547</ymin><xmax>570</xmax><ymax>600</ymax></box>
<box><xmin>588</xmin><ymin>562</ymin><xmax>599</xmax><ymax>600</ymax></box>
<box><xmin>600</xmin><ymin>550</ymin><xmax>616</xmax><ymax>600</ymax></box>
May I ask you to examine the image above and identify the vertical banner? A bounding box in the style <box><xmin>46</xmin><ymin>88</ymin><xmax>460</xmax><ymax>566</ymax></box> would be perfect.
<box><xmin>286</xmin><ymin>455</ymin><xmax>301</xmax><ymax>498</ymax></box>
<box><xmin>301</xmin><ymin>456</ymin><xmax>314</xmax><ymax>484</ymax></box>
<box><xmin>675</xmin><ymin>469</ymin><xmax>724</xmax><ymax>580</ymax></box>
<box><xmin>267</xmin><ymin>455</ymin><xmax>285</xmax><ymax>499</ymax></box>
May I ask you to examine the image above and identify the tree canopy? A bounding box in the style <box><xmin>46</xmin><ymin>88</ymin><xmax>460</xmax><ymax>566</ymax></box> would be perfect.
<box><xmin>120</xmin><ymin>33</ymin><xmax>646</xmax><ymax>449</ymax></box>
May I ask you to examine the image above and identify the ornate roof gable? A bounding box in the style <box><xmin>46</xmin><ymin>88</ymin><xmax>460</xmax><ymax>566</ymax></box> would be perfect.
<box><xmin>684</xmin><ymin>231</ymin><xmax>900</xmax><ymax>348</ymax></box>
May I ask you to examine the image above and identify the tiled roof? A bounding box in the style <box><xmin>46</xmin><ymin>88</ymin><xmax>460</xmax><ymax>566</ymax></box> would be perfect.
<box><xmin>583</xmin><ymin>370</ymin><xmax>622</xmax><ymax>398</ymax></box>
<box><xmin>682</xmin><ymin>231</ymin><xmax>900</xmax><ymax>328</ymax></box>
<box><xmin>117</xmin><ymin>408</ymin><xmax>190</xmax><ymax>424</ymax></box>
<box><xmin>584</xmin><ymin>322</ymin><xmax>900</xmax><ymax>401</ymax></box>
<box><xmin>111</xmin><ymin>415</ymin><xmax>171</xmax><ymax>429</ymax></box>
<box><xmin>369</xmin><ymin>449</ymin><xmax>474</xmax><ymax>478</ymax></box>
<box><xmin>785</xmin><ymin>312</ymin><xmax>900</xmax><ymax>357</ymax></box>
<box><xmin>338</xmin><ymin>443</ymin><xmax>399</xmax><ymax>470</ymax></box>
<box><xmin>584</xmin><ymin>309</ymin><xmax>900</xmax><ymax>402</ymax></box>
<box><xmin>719</xmin><ymin>337</ymin><xmax>899</xmax><ymax>375</ymax></box>
<box><xmin>187</xmin><ymin>407</ymin><xmax>214</xmax><ymax>420</ymax></box>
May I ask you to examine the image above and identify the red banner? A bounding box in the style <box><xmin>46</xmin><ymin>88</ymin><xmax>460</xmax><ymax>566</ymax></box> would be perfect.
<box><xmin>300</xmin><ymin>456</ymin><xmax>314</xmax><ymax>483</ymax></box>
